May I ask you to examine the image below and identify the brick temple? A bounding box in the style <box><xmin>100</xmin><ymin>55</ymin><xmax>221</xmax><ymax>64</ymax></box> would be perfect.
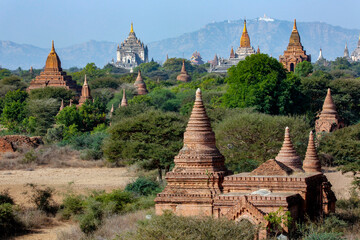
<box><xmin>27</xmin><ymin>41</ymin><xmax>80</xmax><ymax>93</ymax></box>
<box><xmin>155</xmin><ymin>88</ymin><xmax>336</xmax><ymax>239</ymax></box>
<box><xmin>279</xmin><ymin>19</ymin><xmax>311</xmax><ymax>72</ymax></box>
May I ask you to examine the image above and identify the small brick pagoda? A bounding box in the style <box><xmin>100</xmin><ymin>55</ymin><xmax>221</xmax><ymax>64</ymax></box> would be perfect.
<box><xmin>155</xmin><ymin>89</ymin><xmax>336</xmax><ymax>239</ymax></box>
<box><xmin>279</xmin><ymin>19</ymin><xmax>311</xmax><ymax>72</ymax></box>
<box><xmin>120</xmin><ymin>89</ymin><xmax>128</xmax><ymax>107</ymax></box>
<box><xmin>315</xmin><ymin>88</ymin><xmax>344</xmax><ymax>135</ymax></box>
<box><xmin>134</xmin><ymin>70</ymin><xmax>148</xmax><ymax>95</ymax></box>
<box><xmin>27</xmin><ymin>41</ymin><xmax>80</xmax><ymax>93</ymax></box>
<box><xmin>176</xmin><ymin>60</ymin><xmax>191</xmax><ymax>82</ymax></box>
<box><xmin>78</xmin><ymin>75</ymin><xmax>92</xmax><ymax>106</ymax></box>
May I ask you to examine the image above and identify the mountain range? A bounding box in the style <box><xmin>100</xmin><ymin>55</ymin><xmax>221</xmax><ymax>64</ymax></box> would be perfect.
<box><xmin>0</xmin><ymin>17</ymin><xmax>359</xmax><ymax>70</ymax></box>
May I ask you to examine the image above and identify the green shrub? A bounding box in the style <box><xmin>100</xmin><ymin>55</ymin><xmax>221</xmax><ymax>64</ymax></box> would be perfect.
<box><xmin>125</xmin><ymin>211</ymin><xmax>256</xmax><ymax>240</ymax></box>
<box><xmin>60</xmin><ymin>194</ymin><xmax>85</xmax><ymax>220</ymax></box>
<box><xmin>125</xmin><ymin>177</ymin><xmax>161</xmax><ymax>196</ymax></box>
<box><xmin>0</xmin><ymin>190</ymin><xmax>14</xmax><ymax>205</ymax></box>
<box><xmin>91</xmin><ymin>189</ymin><xmax>134</xmax><ymax>213</ymax></box>
<box><xmin>27</xmin><ymin>184</ymin><xmax>57</xmax><ymax>215</ymax></box>
<box><xmin>0</xmin><ymin>203</ymin><xmax>24</xmax><ymax>237</ymax></box>
<box><xmin>78</xmin><ymin>199</ymin><xmax>103</xmax><ymax>235</ymax></box>
<box><xmin>304</xmin><ymin>232</ymin><xmax>343</xmax><ymax>240</ymax></box>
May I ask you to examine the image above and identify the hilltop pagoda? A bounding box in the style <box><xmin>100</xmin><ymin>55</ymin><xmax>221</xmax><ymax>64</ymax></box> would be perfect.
<box><xmin>27</xmin><ymin>41</ymin><xmax>80</xmax><ymax>93</ymax></box>
<box><xmin>279</xmin><ymin>19</ymin><xmax>311</xmax><ymax>72</ymax></box>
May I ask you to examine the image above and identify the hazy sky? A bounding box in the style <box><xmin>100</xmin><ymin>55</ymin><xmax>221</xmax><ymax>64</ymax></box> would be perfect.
<box><xmin>0</xmin><ymin>0</ymin><xmax>359</xmax><ymax>48</ymax></box>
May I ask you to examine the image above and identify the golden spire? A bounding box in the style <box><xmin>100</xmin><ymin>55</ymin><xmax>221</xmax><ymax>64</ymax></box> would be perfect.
<box><xmin>45</xmin><ymin>40</ymin><xmax>61</xmax><ymax>70</ymax></box>
<box><xmin>240</xmin><ymin>20</ymin><xmax>251</xmax><ymax>48</ymax></box>
<box><xmin>51</xmin><ymin>40</ymin><xmax>55</xmax><ymax>53</ymax></box>
<box><xmin>130</xmin><ymin>22</ymin><xmax>134</xmax><ymax>33</ymax></box>
<box><xmin>293</xmin><ymin>19</ymin><xmax>297</xmax><ymax>31</ymax></box>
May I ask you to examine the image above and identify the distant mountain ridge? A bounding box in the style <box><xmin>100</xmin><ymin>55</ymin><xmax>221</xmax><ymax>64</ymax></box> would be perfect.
<box><xmin>0</xmin><ymin>18</ymin><xmax>359</xmax><ymax>69</ymax></box>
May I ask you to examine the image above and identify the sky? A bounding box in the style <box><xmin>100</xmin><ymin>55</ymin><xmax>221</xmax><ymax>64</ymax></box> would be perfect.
<box><xmin>0</xmin><ymin>0</ymin><xmax>359</xmax><ymax>48</ymax></box>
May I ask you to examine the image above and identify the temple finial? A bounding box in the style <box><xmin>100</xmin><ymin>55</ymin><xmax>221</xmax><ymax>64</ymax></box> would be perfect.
<box><xmin>51</xmin><ymin>40</ymin><xmax>55</xmax><ymax>53</ymax></box>
<box><xmin>243</xmin><ymin>19</ymin><xmax>247</xmax><ymax>33</ymax></box>
<box><xmin>293</xmin><ymin>19</ymin><xmax>297</xmax><ymax>31</ymax></box>
<box><xmin>84</xmin><ymin>74</ymin><xmax>88</xmax><ymax>85</ymax></box>
<box><xmin>130</xmin><ymin>22</ymin><xmax>134</xmax><ymax>33</ymax></box>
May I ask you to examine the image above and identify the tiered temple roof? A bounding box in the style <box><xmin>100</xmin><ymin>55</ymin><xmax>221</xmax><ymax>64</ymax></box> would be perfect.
<box><xmin>176</xmin><ymin>60</ymin><xmax>191</xmax><ymax>82</ymax></box>
<box><xmin>279</xmin><ymin>19</ymin><xmax>311</xmax><ymax>72</ymax></box>
<box><xmin>27</xmin><ymin>41</ymin><xmax>80</xmax><ymax>93</ymax></box>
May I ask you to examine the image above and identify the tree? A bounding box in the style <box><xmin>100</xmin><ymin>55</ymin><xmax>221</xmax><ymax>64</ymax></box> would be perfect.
<box><xmin>163</xmin><ymin>58</ymin><xmax>194</xmax><ymax>73</ymax></box>
<box><xmin>0</xmin><ymin>90</ymin><xmax>28</xmax><ymax>130</ymax></box>
<box><xmin>295</xmin><ymin>61</ymin><xmax>313</xmax><ymax>77</ymax></box>
<box><xmin>134</xmin><ymin>62</ymin><xmax>161</xmax><ymax>75</ymax></box>
<box><xmin>215</xmin><ymin>111</ymin><xmax>310</xmax><ymax>173</ymax></box>
<box><xmin>318</xmin><ymin>124</ymin><xmax>360</xmax><ymax>189</ymax></box>
<box><xmin>29</xmin><ymin>87</ymin><xmax>75</xmax><ymax>104</ymax></box>
<box><xmin>103</xmin><ymin>110</ymin><xmax>186</xmax><ymax>178</ymax></box>
<box><xmin>223</xmin><ymin>54</ymin><xmax>305</xmax><ymax>115</ymax></box>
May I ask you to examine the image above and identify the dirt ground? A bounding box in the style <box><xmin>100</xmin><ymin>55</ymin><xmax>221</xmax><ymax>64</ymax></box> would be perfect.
<box><xmin>0</xmin><ymin>167</ymin><xmax>354</xmax><ymax>240</ymax></box>
<box><xmin>0</xmin><ymin>167</ymin><xmax>136</xmax><ymax>207</ymax></box>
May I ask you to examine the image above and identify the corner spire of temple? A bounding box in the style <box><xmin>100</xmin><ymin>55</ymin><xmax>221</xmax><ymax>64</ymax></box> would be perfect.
<box><xmin>134</xmin><ymin>70</ymin><xmax>148</xmax><ymax>95</ymax></box>
<box><xmin>121</xmin><ymin>89</ymin><xmax>128</xmax><ymax>107</ymax></box>
<box><xmin>230</xmin><ymin>47</ymin><xmax>235</xmax><ymax>58</ymax></box>
<box><xmin>240</xmin><ymin>20</ymin><xmax>251</xmax><ymax>48</ymax></box>
<box><xmin>176</xmin><ymin>60</ymin><xmax>191</xmax><ymax>82</ymax></box>
<box><xmin>275</xmin><ymin>127</ymin><xmax>303</xmax><ymax>171</ymax></box>
<box><xmin>303</xmin><ymin>131</ymin><xmax>322</xmax><ymax>173</ymax></box>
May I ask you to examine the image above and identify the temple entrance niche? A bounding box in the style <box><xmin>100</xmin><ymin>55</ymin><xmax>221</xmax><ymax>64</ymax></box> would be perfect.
<box><xmin>290</xmin><ymin>63</ymin><xmax>295</xmax><ymax>72</ymax></box>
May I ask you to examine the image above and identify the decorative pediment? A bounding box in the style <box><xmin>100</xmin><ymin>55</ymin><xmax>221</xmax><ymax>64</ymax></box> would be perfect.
<box><xmin>251</xmin><ymin>159</ymin><xmax>293</xmax><ymax>176</ymax></box>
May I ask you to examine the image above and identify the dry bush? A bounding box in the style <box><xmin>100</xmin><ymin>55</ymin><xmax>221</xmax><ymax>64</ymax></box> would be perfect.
<box><xmin>16</xmin><ymin>208</ymin><xmax>52</xmax><ymax>229</ymax></box>
<box><xmin>56</xmin><ymin>210</ymin><xmax>148</xmax><ymax>240</ymax></box>
<box><xmin>0</xmin><ymin>144</ymin><xmax>105</xmax><ymax>170</ymax></box>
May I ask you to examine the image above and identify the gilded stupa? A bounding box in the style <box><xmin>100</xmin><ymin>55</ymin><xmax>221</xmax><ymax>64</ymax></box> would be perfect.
<box><xmin>27</xmin><ymin>41</ymin><xmax>80</xmax><ymax>93</ymax></box>
<box><xmin>211</xmin><ymin>20</ymin><xmax>255</xmax><ymax>73</ymax></box>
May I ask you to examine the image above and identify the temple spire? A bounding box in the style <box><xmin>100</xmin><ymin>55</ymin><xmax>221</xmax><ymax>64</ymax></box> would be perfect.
<box><xmin>257</xmin><ymin>46</ymin><xmax>260</xmax><ymax>54</ymax></box>
<box><xmin>51</xmin><ymin>40</ymin><xmax>55</xmax><ymax>53</ymax></box>
<box><xmin>121</xmin><ymin>89</ymin><xmax>128</xmax><ymax>107</ymax></box>
<box><xmin>134</xmin><ymin>70</ymin><xmax>148</xmax><ymax>95</ymax></box>
<box><xmin>303</xmin><ymin>131</ymin><xmax>322</xmax><ymax>173</ymax></box>
<box><xmin>59</xmin><ymin>99</ymin><xmax>64</xmax><ymax>111</ymax></box>
<box><xmin>130</xmin><ymin>22</ymin><xmax>134</xmax><ymax>33</ymax></box>
<box><xmin>78</xmin><ymin>75</ymin><xmax>92</xmax><ymax>106</ymax></box>
<box><xmin>293</xmin><ymin>19</ymin><xmax>297</xmax><ymax>31</ymax></box>
<box><xmin>240</xmin><ymin>20</ymin><xmax>251</xmax><ymax>48</ymax></box>
<box><xmin>230</xmin><ymin>47</ymin><xmax>235</xmax><ymax>58</ymax></box>
<box><xmin>275</xmin><ymin>127</ymin><xmax>303</xmax><ymax>171</ymax></box>
<box><xmin>177</xmin><ymin>60</ymin><xmax>191</xmax><ymax>82</ymax></box>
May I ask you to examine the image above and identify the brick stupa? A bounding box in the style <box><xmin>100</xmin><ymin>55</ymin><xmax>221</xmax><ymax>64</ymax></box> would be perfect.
<box><xmin>176</xmin><ymin>60</ymin><xmax>191</xmax><ymax>82</ymax></box>
<box><xmin>27</xmin><ymin>41</ymin><xmax>80</xmax><ymax>93</ymax></box>
<box><xmin>121</xmin><ymin>89</ymin><xmax>128</xmax><ymax>107</ymax></box>
<box><xmin>155</xmin><ymin>88</ymin><xmax>229</xmax><ymax>216</ymax></box>
<box><xmin>156</xmin><ymin>93</ymin><xmax>336</xmax><ymax>239</ymax></box>
<box><xmin>134</xmin><ymin>70</ymin><xmax>148</xmax><ymax>95</ymax></box>
<box><xmin>279</xmin><ymin>19</ymin><xmax>311</xmax><ymax>72</ymax></box>
<box><xmin>303</xmin><ymin>131</ymin><xmax>322</xmax><ymax>173</ymax></box>
<box><xmin>315</xmin><ymin>88</ymin><xmax>344</xmax><ymax>134</ymax></box>
<box><xmin>78</xmin><ymin>75</ymin><xmax>92</xmax><ymax>106</ymax></box>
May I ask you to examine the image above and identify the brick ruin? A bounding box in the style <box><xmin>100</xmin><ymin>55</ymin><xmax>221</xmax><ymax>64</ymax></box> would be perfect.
<box><xmin>176</xmin><ymin>60</ymin><xmax>191</xmax><ymax>82</ymax></box>
<box><xmin>0</xmin><ymin>135</ymin><xmax>43</xmax><ymax>154</ymax></box>
<box><xmin>134</xmin><ymin>70</ymin><xmax>148</xmax><ymax>95</ymax></box>
<box><xmin>155</xmin><ymin>88</ymin><xmax>336</xmax><ymax>239</ymax></box>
